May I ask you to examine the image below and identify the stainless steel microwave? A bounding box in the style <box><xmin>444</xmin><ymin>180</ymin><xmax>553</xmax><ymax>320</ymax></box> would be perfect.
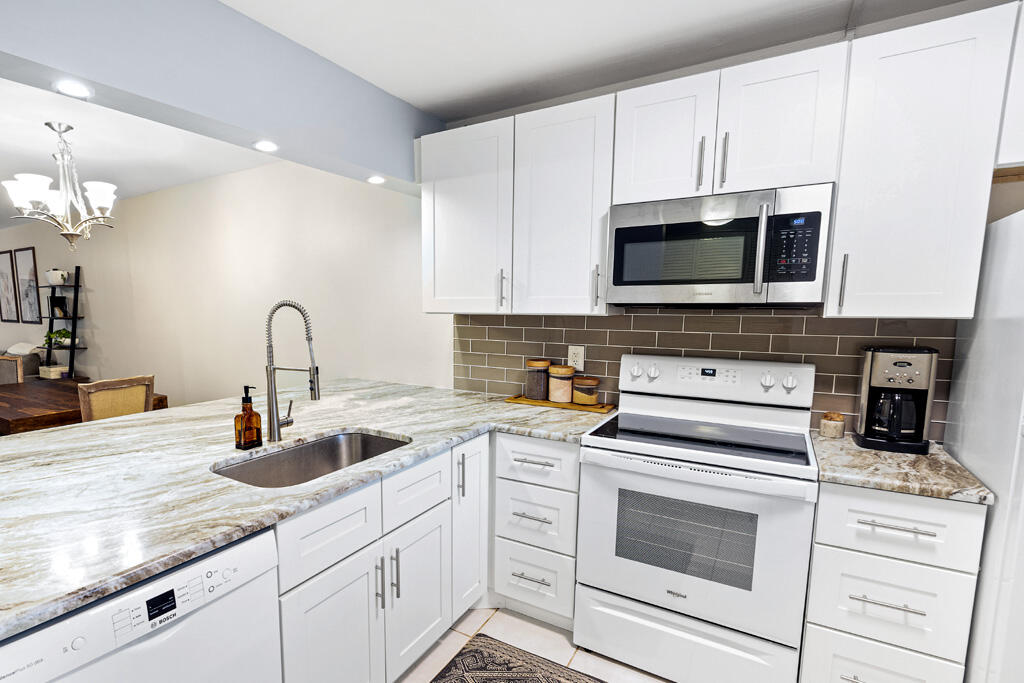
<box><xmin>606</xmin><ymin>183</ymin><xmax>833</xmax><ymax>305</ymax></box>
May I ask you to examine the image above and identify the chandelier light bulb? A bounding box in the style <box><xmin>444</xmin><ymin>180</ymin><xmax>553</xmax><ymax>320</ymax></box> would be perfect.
<box><xmin>2</xmin><ymin>180</ymin><xmax>31</xmax><ymax>210</ymax></box>
<box><xmin>45</xmin><ymin>190</ymin><xmax>65</xmax><ymax>218</ymax></box>
<box><xmin>83</xmin><ymin>181</ymin><xmax>117</xmax><ymax>215</ymax></box>
<box><xmin>54</xmin><ymin>79</ymin><xmax>93</xmax><ymax>99</ymax></box>
<box><xmin>13</xmin><ymin>173</ymin><xmax>53</xmax><ymax>203</ymax></box>
<box><xmin>252</xmin><ymin>140</ymin><xmax>278</xmax><ymax>153</ymax></box>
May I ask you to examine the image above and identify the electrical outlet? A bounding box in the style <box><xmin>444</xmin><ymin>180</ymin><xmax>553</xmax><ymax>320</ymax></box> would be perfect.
<box><xmin>568</xmin><ymin>345</ymin><xmax>585</xmax><ymax>372</ymax></box>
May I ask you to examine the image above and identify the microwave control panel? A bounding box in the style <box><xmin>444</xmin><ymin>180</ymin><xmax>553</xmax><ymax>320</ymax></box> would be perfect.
<box><xmin>767</xmin><ymin>212</ymin><xmax>821</xmax><ymax>282</ymax></box>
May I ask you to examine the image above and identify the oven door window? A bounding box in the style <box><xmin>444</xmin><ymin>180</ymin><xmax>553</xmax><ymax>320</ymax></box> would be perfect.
<box><xmin>615</xmin><ymin>488</ymin><xmax>758</xmax><ymax>591</ymax></box>
<box><xmin>612</xmin><ymin>218</ymin><xmax>760</xmax><ymax>286</ymax></box>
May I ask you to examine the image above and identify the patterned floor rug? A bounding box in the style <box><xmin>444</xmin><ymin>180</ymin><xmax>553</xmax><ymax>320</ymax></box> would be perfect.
<box><xmin>430</xmin><ymin>633</ymin><xmax>604</xmax><ymax>682</ymax></box>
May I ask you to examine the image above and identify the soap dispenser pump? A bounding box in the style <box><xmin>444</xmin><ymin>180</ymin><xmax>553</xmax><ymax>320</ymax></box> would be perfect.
<box><xmin>234</xmin><ymin>385</ymin><xmax>263</xmax><ymax>450</ymax></box>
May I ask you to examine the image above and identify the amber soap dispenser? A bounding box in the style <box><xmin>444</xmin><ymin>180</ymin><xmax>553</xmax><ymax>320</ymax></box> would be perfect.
<box><xmin>234</xmin><ymin>385</ymin><xmax>263</xmax><ymax>450</ymax></box>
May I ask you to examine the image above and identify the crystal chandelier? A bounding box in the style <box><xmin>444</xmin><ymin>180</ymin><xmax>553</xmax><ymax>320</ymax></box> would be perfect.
<box><xmin>2</xmin><ymin>122</ymin><xmax>117</xmax><ymax>251</ymax></box>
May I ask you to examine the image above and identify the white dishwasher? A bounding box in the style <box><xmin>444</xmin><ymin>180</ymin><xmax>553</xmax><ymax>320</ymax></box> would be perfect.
<box><xmin>1</xmin><ymin>531</ymin><xmax>281</xmax><ymax>682</ymax></box>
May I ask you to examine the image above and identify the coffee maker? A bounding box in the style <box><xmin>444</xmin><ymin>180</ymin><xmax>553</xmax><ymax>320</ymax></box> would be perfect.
<box><xmin>853</xmin><ymin>346</ymin><xmax>938</xmax><ymax>454</ymax></box>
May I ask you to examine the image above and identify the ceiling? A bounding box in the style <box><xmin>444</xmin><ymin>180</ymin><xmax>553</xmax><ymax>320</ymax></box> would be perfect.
<box><xmin>220</xmin><ymin>0</ymin><xmax>972</xmax><ymax>121</ymax></box>
<box><xmin>0</xmin><ymin>77</ymin><xmax>271</xmax><ymax>217</ymax></box>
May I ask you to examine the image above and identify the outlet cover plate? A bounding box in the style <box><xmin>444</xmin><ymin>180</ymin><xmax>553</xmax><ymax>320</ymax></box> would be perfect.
<box><xmin>568</xmin><ymin>345</ymin><xmax>585</xmax><ymax>372</ymax></box>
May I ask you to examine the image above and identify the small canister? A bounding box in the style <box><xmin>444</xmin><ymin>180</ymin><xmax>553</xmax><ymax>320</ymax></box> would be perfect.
<box><xmin>573</xmin><ymin>376</ymin><xmax>600</xmax><ymax>405</ymax></box>
<box><xmin>819</xmin><ymin>411</ymin><xmax>846</xmax><ymax>438</ymax></box>
<box><xmin>548</xmin><ymin>365</ymin><xmax>575</xmax><ymax>403</ymax></box>
<box><xmin>525</xmin><ymin>359</ymin><xmax>551</xmax><ymax>400</ymax></box>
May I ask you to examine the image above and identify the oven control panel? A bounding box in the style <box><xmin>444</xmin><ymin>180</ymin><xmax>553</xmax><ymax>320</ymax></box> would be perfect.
<box><xmin>0</xmin><ymin>532</ymin><xmax>277</xmax><ymax>683</ymax></box>
<box><xmin>620</xmin><ymin>354</ymin><xmax>815</xmax><ymax>408</ymax></box>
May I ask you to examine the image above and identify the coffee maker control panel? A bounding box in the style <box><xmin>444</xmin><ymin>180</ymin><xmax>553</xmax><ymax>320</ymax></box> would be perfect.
<box><xmin>868</xmin><ymin>351</ymin><xmax>936</xmax><ymax>388</ymax></box>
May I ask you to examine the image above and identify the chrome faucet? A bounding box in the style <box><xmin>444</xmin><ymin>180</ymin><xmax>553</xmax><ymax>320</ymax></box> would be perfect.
<box><xmin>265</xmin><ymin>300</ymin><xmax>320</xmax><ymax>442</ymax></box>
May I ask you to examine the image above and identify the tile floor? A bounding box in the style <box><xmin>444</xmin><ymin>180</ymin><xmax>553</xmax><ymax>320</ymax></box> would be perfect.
<box><xmin>397</xmin><ymin>607</ymin><xmax>670</xmax><ymax>682</ymax></box>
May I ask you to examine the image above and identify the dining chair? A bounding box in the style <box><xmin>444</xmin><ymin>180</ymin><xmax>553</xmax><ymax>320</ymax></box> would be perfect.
<box><xmin>0</xmin><ymin>355</ymin><xmax>25</xmax><ymax>384</ymax></box>
<box><xmin>78</xmin><ymin>375</ymin><xmax>155</xmax><ymax>422</ymax></box>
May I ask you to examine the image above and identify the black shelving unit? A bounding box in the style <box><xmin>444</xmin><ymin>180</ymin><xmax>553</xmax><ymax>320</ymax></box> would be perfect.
<box><xmin>43</xmin><ymin>265</ymin><xmax>83</xmax><ymax>377</ymax></box>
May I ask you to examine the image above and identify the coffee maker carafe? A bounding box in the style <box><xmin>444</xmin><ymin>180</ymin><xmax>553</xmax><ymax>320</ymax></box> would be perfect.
<box><xmin>853</xmin><ymin>346</ymin><xmax>938</xmax><ymax>454</ymax></box>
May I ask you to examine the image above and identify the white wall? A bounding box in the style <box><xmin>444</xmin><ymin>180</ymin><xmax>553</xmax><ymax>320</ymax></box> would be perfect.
<box><xmin>0</xmin><ymin>160</ymin><xmax>453</xmax><ymax>405</ymax></box>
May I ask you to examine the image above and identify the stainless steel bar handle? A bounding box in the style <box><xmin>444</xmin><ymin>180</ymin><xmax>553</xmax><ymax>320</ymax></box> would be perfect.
<box><xmin>696</xmin><ymin>136</ymin><xmax>706</xmax><ymax>191</ymax></box>
<box><xmin>591</xmin><ymin>265</ymin><xmax>600</xmax><ymax>308</ymax></box>
<box><xmin>857</xmin><ymin>518</ymin><xmax>938</xmax><ymax>537</ymax></box>
<box><xmin>513</xmin><ymin>457</ymin><xmax>554</xmax><ymax>467</ymax></box>
<box><xmin>752</xmin><ymin>202</ymin><xmax>769</xmax><ymax>295</ymax></box>
<box><xmin>839</xmin><ymin>676</ymin><xmax>864</xmax><ymax>683</ymax></box>
<box><xmin>457</xmin><ymin>454</ymin><xmax>466</xmax><ymax>498</ymax></box>
<box><xmin>497</xmin><ymin>268</ymin><xmax>506</xmax><ymax>309</ymax></box>
<box><xmin>375</xmin><ymin>556</ymin><xmax>386</xmax><ymax>609</ymax></box>
<box><xmin>512</xmin><ymin>571</ymin><xmax>551</xmax><ymax>587</ymax></box>
<box><xmin>512</xmin><ymin>511</ymin><xmax>553</xmax><ymax>525</ymax></box>
<box><xmin>391</xmin><ymin>548</ymin><xmax>402</xmax><ymax>599</ymax></box>
<box><xmin>848</xmin><ymin>593</ymin><xmax>926</xmax><ymax>616</ymax></box>
<box><xmin>838</xmin><ymin>253</ymin><xmax>850</xmax><ymax>309</ymax></box>
<box><xmin>719</xmin><ymin>131</ymin><xmax>730</xmax><ymax>187</ymax></box>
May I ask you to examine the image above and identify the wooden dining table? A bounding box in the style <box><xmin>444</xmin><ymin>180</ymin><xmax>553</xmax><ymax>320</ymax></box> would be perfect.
<box><xmin>0</xmin><ymin>378</ymin><xmax>168</xmax><ymax>435</ymax></box>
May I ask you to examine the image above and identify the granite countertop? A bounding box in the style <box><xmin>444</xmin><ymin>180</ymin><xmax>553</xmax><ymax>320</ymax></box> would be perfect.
<box><xmin>0</xmin><ymin>378</ymin><xmax>609</xmax><ymax>642</ymax></box>
<box><xmin>813</xmin><ymin>434</ymin><xmax>994</xmax><ymax>505</ymax></box>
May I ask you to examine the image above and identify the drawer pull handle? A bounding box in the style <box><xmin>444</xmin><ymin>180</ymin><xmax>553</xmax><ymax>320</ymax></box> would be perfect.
<box><xmin>391</xmin><ymin>548</ymin><xmax>401</xmax><ymax>599</ymax></box>
<box><xmin>513</xmin><ymin>457</ymin><xmax>555</xmax><ymax>468</ymax></box>
<box><xmin>512</xmin><ymin>511</ymin><xmax>553</xmax><ymax>525</ymax></box>
<box><xmin>856</xmin><ymin>518</ymin><xmax>937</xmax><ymax>537</ymax></box>
<box><xmin>839</xmin><ymin>676</ymin><xmax>864</xmax><ymax>683</ymax></box>
<box><xmin>848</xmin><ymin>593</ymin><xmax>926</xmax><ymax>616</ymax></box>
<box><xmin>512</xmin><ymin>571</ymin><xmax>551</xmax><ymax>587</ymax></box>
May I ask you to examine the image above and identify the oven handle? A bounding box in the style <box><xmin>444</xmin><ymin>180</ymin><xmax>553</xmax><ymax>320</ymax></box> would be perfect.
<box><xmin>580</xmin><ymin>448</ymin><xmax>818</xmax><ymax>503</ymax></box>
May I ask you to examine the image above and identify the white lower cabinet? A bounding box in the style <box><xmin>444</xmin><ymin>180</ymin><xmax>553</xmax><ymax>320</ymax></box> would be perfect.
<box><xmin>801</xmin><ymin>624</ymin><xmax>964</xmax><ymax>683</ymax></box>
<box><xmin>280</xmin><ymin>541</ymin><xmax>386</xmax><ymax>683</ymax></box>
<box><xmin>451</xmin><ymin>434</ymin><xmax>489</xmax><ymax>618</ymax></box>
<box><xmin>383</xmin><ymin>501</ymin><xmax>453</xmax><ymax>682</ymax></box>
<box><xmin>494</xmin><ymin>479</ymin><xmax>577</xmax><ymax>556</ymax></box>
<box><xmin>493</xmin><ymin>537</ymin><xmax>576</xmax><ymax>619</ymax></box>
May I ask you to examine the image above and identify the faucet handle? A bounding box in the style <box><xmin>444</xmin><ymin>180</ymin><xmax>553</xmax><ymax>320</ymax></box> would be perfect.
<box><xmin>286</xmin><ymin>400</ymin><xmax>293</xmax><ymax>418</ymax></box>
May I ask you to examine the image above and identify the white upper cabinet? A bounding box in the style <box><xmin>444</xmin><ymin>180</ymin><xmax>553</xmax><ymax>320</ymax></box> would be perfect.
<box><xmin>512</xmin><ymin>95</ymin><xmax>615</xmax><ymax>314</ymax></box>
<box><xmin>997</xmin><ymin>6</ymin><xmax>1024</xmax><ymax>167</ymax></box>
<box><xmin>421</xmin><ymin>118</ymin><xmax>513</xmax><ymax>313</ymax></box>
<box><xmin>825</xmin><ymin>4</ymin><xmax>1017</xmax><ymax>318</ymax></box>
<box><xmin>613</xmin><ymin>72</ymin><xmax>721</xmax><ymax>203</ymax></box>
<box><xmin>716</xmin><ymin>43</ymin><xmax>847</xmax><ymax>193</ymax></box>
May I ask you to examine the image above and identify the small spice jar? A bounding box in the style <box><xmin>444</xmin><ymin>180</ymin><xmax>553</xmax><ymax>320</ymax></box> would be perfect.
<box><xmin>548</xmin><ymin>365</ymin><xmax>575</xmax><ymax>403</ymax></box>
<box><xmin>525</xmin><ymin>359</ymin><xmax>551</xmax><ymax>400</ymax></box>
<box><xmin>573</xmin><ymin>376</ymin><xmax>600</xmax><ymax>405</ymax></box>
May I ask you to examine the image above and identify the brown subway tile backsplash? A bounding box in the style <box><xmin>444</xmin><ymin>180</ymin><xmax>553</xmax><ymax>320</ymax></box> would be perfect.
<box><xmin>452</xmin><ymin>307</ymin><xmax>957</xmax><ymax>441</ymax></box>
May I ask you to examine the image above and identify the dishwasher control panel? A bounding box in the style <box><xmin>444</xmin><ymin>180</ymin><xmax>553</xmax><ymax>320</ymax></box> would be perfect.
<box><xmin>0</xmin><ymin>532</ymin><xmax>276</xmax><ymax>683</ymax></box>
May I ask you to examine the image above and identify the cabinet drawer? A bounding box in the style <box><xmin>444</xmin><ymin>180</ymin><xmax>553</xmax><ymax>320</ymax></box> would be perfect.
<box><xmin>494</xmin><ymin>479</ymin><xmax>578</xmax><ymax>556</ymax></box>
<box><xmin>816</xmin><ymin>483</ymin><xmax>986</xmax><ymax>573</ymax></box>
<box><xmin>276</xmin><ymin>482</ymin><xmax>383</xmax><ymax>593</ymax></box>
<box><xmin>807</xmin><ymin>545</ymin><xmax>976</xmax><ymax>662</ymax></box>
<box><xmin>382</xmin><ymin>453</ymin><xmax>451</xmax><ymax>534</ymax></box>
<box><xmin>801</xmin><ymin>624</ymin><xmax>964</xmax><ymax>683</ymax></box>
<box><xmin>495</xmin><ymin>434</ymin><xmax>579</xmax><ymax>492</ymax></box>
<box><xmin>493</xmin><ymin>537</ymin><xmax>575</xmax><ymax>618</ymax></box>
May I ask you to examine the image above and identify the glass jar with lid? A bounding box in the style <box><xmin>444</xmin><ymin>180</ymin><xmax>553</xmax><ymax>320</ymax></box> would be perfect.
<box><xmin>525</xmin><ymin>359</ymin><xmax>551</xmax><ymax>400</ymax></box>
<box><xmin>548</xmin><ymin>365</ymin><xmax>575</xmax><ymax>403</ymax></box>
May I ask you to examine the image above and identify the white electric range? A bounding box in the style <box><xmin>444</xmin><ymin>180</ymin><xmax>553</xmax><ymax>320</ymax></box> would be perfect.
<box><xmin>574</xmin><ymin>354</ymin><xmax>818</xmax><ymax>683</ymax></box>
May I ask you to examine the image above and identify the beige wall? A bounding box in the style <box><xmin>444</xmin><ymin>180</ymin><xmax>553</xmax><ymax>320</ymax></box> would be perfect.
<box><xmin>0</xmin><ymin>161</ymin><xmax>453</xmax><ymax>405</ymax></box>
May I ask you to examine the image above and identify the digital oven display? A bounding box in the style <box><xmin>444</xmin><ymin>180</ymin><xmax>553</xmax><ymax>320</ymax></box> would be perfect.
<box><xmin>146</xmin><ymin>589</ymin><xmax>176</xmax><ymax>621</ymax></box>
<box><xmin>701</xmin><ymin>368</ymin><xmax>717</xmax><ymax>377</ymax></box>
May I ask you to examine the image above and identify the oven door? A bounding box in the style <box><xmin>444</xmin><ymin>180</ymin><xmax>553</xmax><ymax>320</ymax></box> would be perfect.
<box><xmin>577</xmin><ymin>447</ymin><xmax>816</xmax><ymax>647</ymax></box>
<box><xmin>606</xmin><ymin>190</ymin><xmax>775</xmax><ymax>305</ymax></box>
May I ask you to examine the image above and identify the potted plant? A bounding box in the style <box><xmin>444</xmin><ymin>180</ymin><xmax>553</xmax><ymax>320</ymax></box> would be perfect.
<box><xmin>43</xmin><ymin>329</ymin><xmax>71</xmax><ymax>348</ymax></box>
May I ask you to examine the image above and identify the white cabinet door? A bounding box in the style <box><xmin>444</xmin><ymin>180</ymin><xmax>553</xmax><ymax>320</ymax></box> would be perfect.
<box><xmin>826</xmin><ymin>4</ymin><xmax>1017</xmax><ymax>318</ymax></box>
<box><xmin>421</xmin><ymin>118</ymin><xmax>513</xmax><ymax>313</ymax></box>
<box><xmin>280</xmin><ymin>541</ymin><xmax>386</xmax><ymax>683</ymax></box>
<box><xmin>613</xmin><ymin>71</ymin><xmax>720</xmax><ymax>203</ymax></box>
<box><xmin>512</xmin><ymin>95</ymin><xmax>614</xmax><ymax>314</ymax></box>
<box><xmin>451</xmin><ymin>434</ymin><xmax>489</xmax><ymax>618</ymax></box>
<box><xmin>716</xmin><ymin>43</ymin><xmax>847</xmax><ymax>193</ymax></box>
<box><xmin>384</xmin><ymin>501</ymin><xmax>452</xmax><ymax>683</ymax></box>
<box><xmin>997</xmin><ymin>5</ymin><xmax>1024</xmax><ymax>167</ymax></box>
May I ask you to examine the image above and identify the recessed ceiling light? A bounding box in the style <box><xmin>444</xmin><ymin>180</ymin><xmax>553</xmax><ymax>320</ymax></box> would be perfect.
<box><xmin>367</xmin><ymin>175</ymin><xmax>386</xmax><ymax>185</ymax></box>
<box><xmin>54</xmin><ymin>79</ymin><xmax>92</xmax><ymax>99</ymax></box>
<box><xmin>252</xmin><ymin>140</ymin><xmax>278</xmax><ymax>153</ymax></box>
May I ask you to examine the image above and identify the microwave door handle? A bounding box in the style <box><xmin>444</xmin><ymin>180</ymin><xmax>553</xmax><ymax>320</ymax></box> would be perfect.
<box><xmin>752</xmin><ymin>203</ymin><xmax>769</xmax><ymax>295</ymax></box>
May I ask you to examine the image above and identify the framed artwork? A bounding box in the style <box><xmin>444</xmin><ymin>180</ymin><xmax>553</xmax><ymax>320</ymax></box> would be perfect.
<box><xmin>0</xmin><ymin>251</ymin><xmax>17</xmax><ymax>323</ymax></box>
<box><xmin>13</xmin><ymin>247</ymin><xmax>41</xmax><ymax>324</ymax></box>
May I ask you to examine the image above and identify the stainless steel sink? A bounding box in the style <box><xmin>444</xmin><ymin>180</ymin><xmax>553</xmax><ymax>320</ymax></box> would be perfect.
<box><xmin>214</xmin><ymin>432</ymin><xmax>410</xmax><ymax>488</ymax></box>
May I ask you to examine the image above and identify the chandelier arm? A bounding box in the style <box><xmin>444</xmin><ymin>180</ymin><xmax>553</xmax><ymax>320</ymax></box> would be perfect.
<box><xmin>73</xmin><ymin>216</ymin><xmax>115</xmax><ymax>231</ymax></box>
<box><xmin>15</xmin><ymin>211</ymin><xmax>67</xmax><ymax>232</ymax></box>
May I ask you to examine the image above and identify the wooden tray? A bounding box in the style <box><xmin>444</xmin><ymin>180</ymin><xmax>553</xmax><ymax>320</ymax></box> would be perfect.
<box><xmin>504</xmin><ymin>395</ymin><xmax>615</xmax><ymax>414</ymax></box>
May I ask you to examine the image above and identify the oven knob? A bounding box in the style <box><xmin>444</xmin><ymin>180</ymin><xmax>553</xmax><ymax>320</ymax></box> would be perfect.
<box><xmin>647</xmin><ymin>364</ymin><xmax>660</xmax><ymax>380</ymax></box>
<box><xmin>760</xmin><ymin>372</ymin><xmax>776</xmax><ymax>391</ymax></box>
<box><xmin>630</xmin><ymin>363</ymin><xmax>643</xmax><ymax>379</ymax></box>
<box><xmin>782</xmin><ymin>374</ymin><xmax>798</xmax><ymax>393</ymax></box>
<box><xmin>70</xmin><ymin>636</ymin><xmax>86</xmax><ymax>651</ymax></box>
<box><xmin>887</xmin><ymin>377</ymin><xmax>896</xmax><ymax>383</ymax></box>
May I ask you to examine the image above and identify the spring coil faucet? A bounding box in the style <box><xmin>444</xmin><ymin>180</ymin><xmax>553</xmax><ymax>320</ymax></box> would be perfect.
<box><xmin>265</xmin><ymin>300</ymin><xmax>320</xmax><ymax>442</ymax></box>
